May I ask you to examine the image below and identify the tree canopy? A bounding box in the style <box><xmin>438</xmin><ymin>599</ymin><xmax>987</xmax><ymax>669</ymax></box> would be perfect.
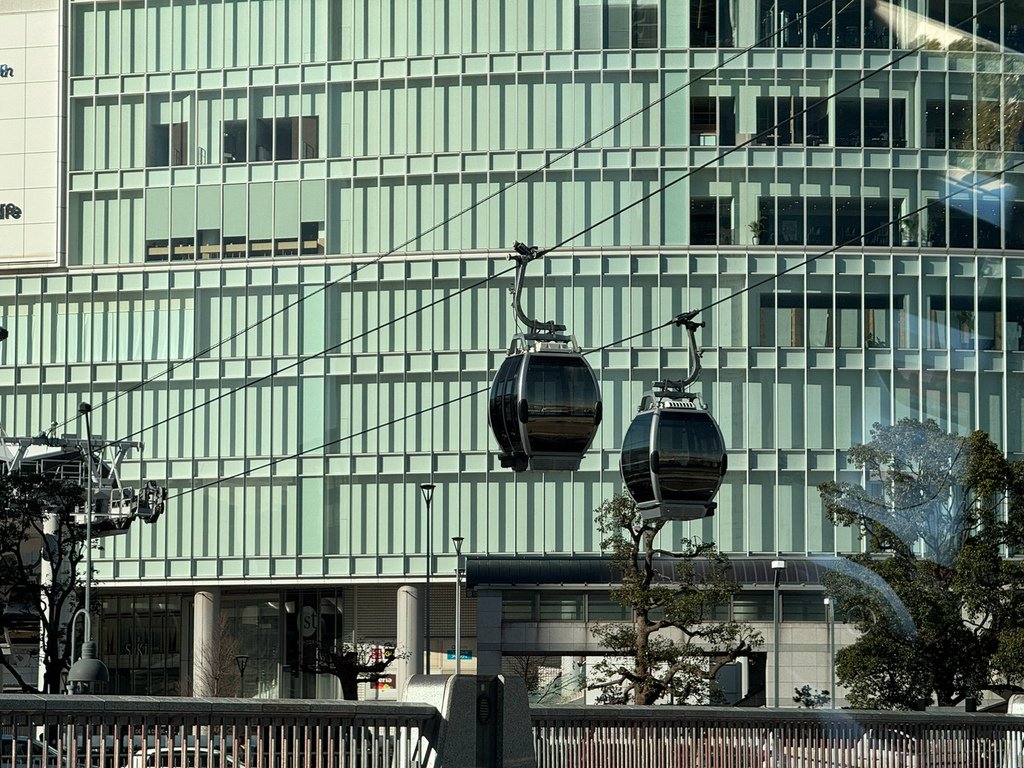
<box><xmin>589</xmin><ymin>493</ymin><xmax>761</xmax><ymax>705</ymax></box>
<box><xmin>819</xmin><ymin>419</ymin><xmax>1024</xmax><ymax>709</ymax></box>
<box><xmin>0</xmin><ymin>471</ymin><xmax>87</xmax><ymax>693</ymax></box>
<box><xmin>301</xmin><ymin>640</ymin><xmax>404</xmax><ymax>700</ymax></box>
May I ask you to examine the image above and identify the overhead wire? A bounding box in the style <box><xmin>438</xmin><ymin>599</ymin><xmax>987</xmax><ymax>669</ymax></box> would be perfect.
<box><xmin>536</xmin><ymin>0</ymin><xmax>1005</xmax><ymax>259</ymax></box>
<box><xmin>165</xmin><ymin>152</ymin><xmax>1024</xmax><ymax>502</ymax></box>
<box><xmin>105</xmin><ymin>3</ymin><xmax>837</xmax><ymax>445</ymax></box>
<box><xmin>152</xmin><ymin>0</ymin><xmax>1002</xmax><ymax>450</ymax></box>
<box><xmin>59</xmin><ymin>0</ymin><xmax>831</xmax><ymax>439</ymax></box>
<box><xmin>116</xmin><ymin>267</ymin><xmax>516</xmax><ymax>443</ymax></box>
<box><xmin>141</xmin><ymin>2</ymin><xmax>1014</xmax><ymax>496</ymax></box>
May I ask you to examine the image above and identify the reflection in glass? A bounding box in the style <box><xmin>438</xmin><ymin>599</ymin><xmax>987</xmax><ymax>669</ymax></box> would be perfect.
<box><xmin>489</xmin><ymin>356</ymin><xmax>525</xmax><ymax>458</ymax></box>
<box><xmin>524</xmin><ymin>355</ymin><xmax>600</xmax><ymax>454</ymax></box>
<box><xmin>621</xmin><ymin>412</ymin><xmax>655</xmax><ymax>503</ymax></box>
<box><xmin>656</xmin><ymin>411</ymin><xmax>726</xmax><ymax>501</ymax></box>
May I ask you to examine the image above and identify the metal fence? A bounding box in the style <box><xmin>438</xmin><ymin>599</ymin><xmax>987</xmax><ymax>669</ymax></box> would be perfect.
<box><xmin>0</xmin><ymin>695</ymin><xmax>437</xmax><ymax>768</ymax></box>
<box><xmin>532</xmin><ymin>705</ymin><xmax>1024</xmax><ymax>768</ymax></box>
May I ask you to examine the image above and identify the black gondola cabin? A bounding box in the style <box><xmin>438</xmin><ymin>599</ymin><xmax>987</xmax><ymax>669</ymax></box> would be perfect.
<box><xmin>489</xmin><ymin>335</ymin><xmax>602</xmax><ymax>472</ymax></box>
<box><xmin>620</xmin><ymin>390</ymin><xmax>726</xmax><ymax>520</ymax></box>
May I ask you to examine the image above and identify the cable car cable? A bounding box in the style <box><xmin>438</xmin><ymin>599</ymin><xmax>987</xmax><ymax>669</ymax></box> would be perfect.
<box><xmin>531</xmin><ymin>0</ymin><xmax>1004</xmax><ymax>261</ymax></box>
<box><xmin>76</xmin><ymin>3</ymin><xmax>1007</xmax><ymax>455</ymax></box>
<box><xmin>113</xmin><ymin>267</ymin><xmax>516</xmax><ymax>444</ymax></box>
<box><xmin>48</xmin><ymin>2</ymin><xmax>828</xmax><ymax>438</ymax></box>
<box><xmin>161</xmin><ymin>155</ymin><xmax>1024</xmax><ymax>500</ymax></box>
<box><xmin>164</xmin><ymin>386</ymin><xmax>489</xmax><ymax>502</ymax></box>
<box><xmin>586</xmin><ymin>154</ymin><xmax>1024</xmax><ymax>357</ymax></box>
<box><xmin>109</xmin><ymin>7</ymin><xmax>1009</xmax><ymax>449</ymax></box>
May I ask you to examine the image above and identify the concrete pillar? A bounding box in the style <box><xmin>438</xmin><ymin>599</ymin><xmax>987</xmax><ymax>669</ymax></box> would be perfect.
<box><xmin>403</xmin><ymin>674</ymin><xmax>537</xmax><ymax>768</ymax></box>
<box><xmin>396</xmin><ymin>585</ymin><xmax>422</xmax><ymax>700</ymax></box>
<box><xmin>192</xmin><ymin>588</ymin><xmax>220</xmax><ymax>697</ymax></box>
<box><xmin>475</xmin><ymin>589</ymin><xmax>503</xmax><ymax>676</ymax></box>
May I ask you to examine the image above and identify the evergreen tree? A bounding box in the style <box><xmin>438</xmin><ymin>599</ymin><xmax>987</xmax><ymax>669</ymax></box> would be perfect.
<box><xmin>589</xmin><ymin>493</ymin><xmax>761</xmax><ymax>705</ymax></box>
<box><xmin>819</xmin><ymin>419</ymin><xmax>1024</xmax><ymax>709</ymax></box>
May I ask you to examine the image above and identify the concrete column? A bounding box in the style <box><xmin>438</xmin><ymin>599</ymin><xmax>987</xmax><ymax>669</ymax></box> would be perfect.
<box><xmin>396</xmin><ymin>585</ymin><xmax>422</xmax><ymax>700</ymax></box>
<box><xmin>475</xmin><ymin>589</ymin><xmax>503</xmax><ymax>676</ymax></box>
<box><xmin>192</xmin><ymin>588</ymin><xmax>220</xmax><ymax>697</ymax></box>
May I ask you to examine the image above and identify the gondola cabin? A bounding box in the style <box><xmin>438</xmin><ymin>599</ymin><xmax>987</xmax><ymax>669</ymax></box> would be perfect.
<box><xmin>620</xmin><ymin>390</ymin><xmax>726</xmax><ymax>521</ymax></box>
<box><xmin>489</xmin><ymin>335</ymin><xmax>602</xmax><ymax>472</ymax></box>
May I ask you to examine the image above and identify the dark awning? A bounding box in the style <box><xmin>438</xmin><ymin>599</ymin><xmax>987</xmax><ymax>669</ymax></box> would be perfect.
<box><xmin>465</xmin><ymin>555</ymin><xmax>838</xmax><ymax>590</ymax></box>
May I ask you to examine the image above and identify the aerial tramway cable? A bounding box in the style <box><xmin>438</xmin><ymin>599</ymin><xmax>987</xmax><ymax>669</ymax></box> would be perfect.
<box><xmin>52</xmin><ymin>0</ymin><xmax>836</xmax><ymax>439</ymax></box>
<box><xmin>164</xmin><ymin>154</ymin><xmax>1024</xmax><ymax>502</ymax></box>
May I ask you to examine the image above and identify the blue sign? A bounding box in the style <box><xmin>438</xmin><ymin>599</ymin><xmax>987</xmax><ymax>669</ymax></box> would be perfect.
<box><xmin>446</xmin><ymin>648</ymin><xmax>473</xmax><ymax>660</ymax></box>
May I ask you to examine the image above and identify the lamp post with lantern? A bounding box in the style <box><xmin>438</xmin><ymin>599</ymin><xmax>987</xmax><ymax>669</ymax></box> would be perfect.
<box><xmin>452</xmin><ymin>536</ymin><xmax>464</xmax><ymax>675</ymax></box>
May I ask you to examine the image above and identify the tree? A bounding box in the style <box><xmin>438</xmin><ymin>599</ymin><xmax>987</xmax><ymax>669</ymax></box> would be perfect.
<box><xmin>588</xmin><ymin>493</ymin><xmax>762</xmax><ymax>705</ymax></box>
<box><xmin>0</xmin><ymin>471</ymin><xmax>87</xmax><ymax>693</ymax></box>
<box><xmin>504</xmin><ymin>654</ymin><xmax>545</xmax><ymax>694</ymax></box>
<box><xmin>819</xmin><ymin>419</ymin><xmax>1024</xmax><ymax>709</ymax></box>
<box><xmin>187</xmin><ymin>616</ymin><xmax>243</xmax><ymax>697</ymax></box>
<box><xmin>302</xmin><ymin>640</ymin><xmax>405</xmax><ymax>700</ymax></box>
<box><xmin>793</xmin><ymin>684</ymin><xmax>831</xmax><ymax>708</ymax></box>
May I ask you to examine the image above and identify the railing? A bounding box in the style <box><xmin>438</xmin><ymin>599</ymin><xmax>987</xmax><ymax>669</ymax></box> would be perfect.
<box><xmin>532</xmin><ymin>705</ymin><xmax>1024</xmax><ymax>768</ymax></box>
<box><xmin>0</xmin><ymin>695</ymin><xmax>438</xmax><ymax>768</ymax></box>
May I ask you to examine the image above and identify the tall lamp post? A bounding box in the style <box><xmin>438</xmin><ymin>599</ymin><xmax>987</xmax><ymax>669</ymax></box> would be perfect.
<box><xmin>771</xmin><ymin>559</ymin><xmax>785</xmax><ymax>708</ymax></box>
<box><xmin>68</xmin><ymin>402</ymin><xmax>109</xmax><ymax>692</ymax></box>
<box><xmin>452</xmin><ymin>536</ymin><xmax>464</xmax><ymax>676</ymax></box>
<box><xmin>419</xmin><ymin>483</ymin><xmax>435</xmax><ymax>675</ymax></box>
<box><xmin>824</xmin><ymin>597</ymin><xmax>836</xmax><ymax>708</ymax></box>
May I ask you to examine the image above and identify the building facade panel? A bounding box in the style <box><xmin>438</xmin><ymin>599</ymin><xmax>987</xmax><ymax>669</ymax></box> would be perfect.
<box><xmin>3</xmin><ymin>0</ymin><xmax>1024</xmax><ymax>698</ymax></box>
<box><xmin>0</xmin><ymin>0</ymin><xmax>62</xmax><ymax>268</ymax></box>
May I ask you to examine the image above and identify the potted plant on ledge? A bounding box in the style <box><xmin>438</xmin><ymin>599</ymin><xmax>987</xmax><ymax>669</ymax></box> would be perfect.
<box><xmin>749</xmin><ymin>219</ymin><xmax>766</xmax><ymax>246</ymax></box>
<box><xmin>955</xmin><ymin>309</ymin><xmax>974</xmax><ymax>349</ymax></box>
<box><xmin>900</xmin><ymin>214</ymin><xmax>919</xmax><ymax>247</ymax></box>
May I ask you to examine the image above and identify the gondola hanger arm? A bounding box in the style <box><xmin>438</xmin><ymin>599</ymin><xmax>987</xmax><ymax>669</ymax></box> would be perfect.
<box><xmin>671</xmin><ymin>309</ymin><xmax>705</xmax><ymax>389</ymax></box>
<box><xmin>508</xmin><ymin>241</ymin><xmax>567</xmax><ymax>339</ymax></box>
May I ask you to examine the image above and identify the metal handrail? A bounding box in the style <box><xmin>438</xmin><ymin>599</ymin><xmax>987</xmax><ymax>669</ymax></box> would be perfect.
<box><xmin>532</xmin><ymin>705</ymin><xmax>1024</xmax><ymax>768</ymax></box>
<box><xmin>0</xmin><ymin>696</ymin><xmax>438</xmax><ymax>768</ymax></box>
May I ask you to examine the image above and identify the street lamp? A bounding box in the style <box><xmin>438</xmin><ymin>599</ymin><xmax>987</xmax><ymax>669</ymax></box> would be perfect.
<box><xmin>824</xmin><ymin>597</ymin><xmax>836</xmax><ymax>708</ymax></box>
<box><xmin>68</xmin><ymin>402</ymin><xmax>108</xmax><ymax>692</ymax></box>
<box><xmin>235</xmin><ymin>654</ymin><xmax>249</xmax><ymax>697</ymax></box>
<box><xmin>419</xmin><ymin>483</ymin><xmax>435</xmax><ymax>675</ymax></box>
<box><xmin>771</xmin><ymin>559</ymin><xmax>786</xmax><ymax>708</ymax></box>
<box><xmin>452</xmin><ymin>536</ymin><xmax>464</xmax><ymax>676</ymax></box>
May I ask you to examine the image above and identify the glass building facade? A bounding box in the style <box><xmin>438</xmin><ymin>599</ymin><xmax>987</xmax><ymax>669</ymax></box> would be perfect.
<box><xmin>3</xmin><ymin>0</ymin><xmax>1023</xmax><ymax>695</ymax></box>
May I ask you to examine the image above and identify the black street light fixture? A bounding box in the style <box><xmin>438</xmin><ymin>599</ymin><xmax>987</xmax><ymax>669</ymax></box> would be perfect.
<box><xmin>452</xmin><ymin>536</ymin><xmax>464</xmax><ymax>676</ymax></box>
<box><xmin>772</xmin><ymin>559</ymin><xmax>786</xmax><ymax>708</ymax></box>
<box><xmin>419</xmin><ymin>483</ymin><xmax>435</xmax><ymax>674</ymax></box>
<box><xmin>824</xmin><ymin>597</ymin><xmax>836</xmax><ymax>708</ymax></box>
<box><xmin>68</xmin><ymin>402</ymin><xmax>109</xmax><ymax>692</ymax></box>
<box><xmin>235</xmin><ymin>654</ymin><xmax>249</xmax><ymax>697</ymax></box>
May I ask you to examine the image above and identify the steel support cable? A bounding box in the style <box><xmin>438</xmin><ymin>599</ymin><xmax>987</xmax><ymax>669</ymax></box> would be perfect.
<box><xmin>166</xmin><ymin>153</ymin><xmax>1024</xmax><ymax>501</ymax></box>
<box><xmin>116</xmin><ymin>266</ymin><xmax>515</xmax><ymax>443</ymax></box>
<box><xmin>586</xmin><ymin>154</ymin><xmax>1024</xmax><ymax>355</ymax></box>
<box><xmin>536</xmin><ymin>0</ymin><xmax>1006</xmax><ymax>261</ymax></box>
<box><xmin>167</xmin><ymin>386</ymin><xmax>488</xmax><ymax>500</ymax></box>
<box><xmin>53</xmin><ymin>0</ymin><xmax>830</xmax><ymax>435</ymax></box>
<box><xmin>126</xmin><ymin>4</ymin><xmax>1008</xmax><ymax>456</ymax></box>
